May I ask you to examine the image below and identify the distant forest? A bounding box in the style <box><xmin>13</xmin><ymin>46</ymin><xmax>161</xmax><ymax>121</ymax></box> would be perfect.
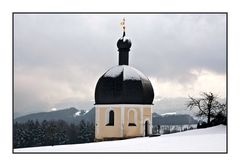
<box><xmin>14</xmin><ymin>112</ymin><xmax>199</xmax><ymax>148</ymax></box>
<box><xmin>13</xmin><ymin>120</ymin><xmax>95</xmax><ymax>149</ymax></box>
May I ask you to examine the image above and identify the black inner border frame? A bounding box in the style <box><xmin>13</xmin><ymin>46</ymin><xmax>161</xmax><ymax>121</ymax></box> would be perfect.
<box><xmin>12</xmin><ymin>12</ymin><xmax>228</xmax><ymax>154</ymax></box>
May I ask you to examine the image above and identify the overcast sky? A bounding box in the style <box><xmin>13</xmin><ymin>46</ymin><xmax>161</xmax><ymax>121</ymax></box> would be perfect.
<box><xmin>14</xmin><ymin>14</ymin><xmax>226</xmax><ymax>115</ymax></box>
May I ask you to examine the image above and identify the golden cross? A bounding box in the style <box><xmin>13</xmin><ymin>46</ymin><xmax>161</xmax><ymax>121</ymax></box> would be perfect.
<box><xmin>120</xmin><ymin>17</ymin><xmax>126</xmax><ymax>32</ymax></box>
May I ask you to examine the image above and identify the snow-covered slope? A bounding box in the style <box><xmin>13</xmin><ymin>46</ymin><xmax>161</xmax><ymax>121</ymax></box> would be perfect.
<box><xmin>14</xmin><ymin>125</ymin><xmax>226</xmax><ymax>153</ymax></box>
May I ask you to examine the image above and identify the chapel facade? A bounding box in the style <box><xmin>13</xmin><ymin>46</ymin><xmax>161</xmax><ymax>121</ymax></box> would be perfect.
<box><xmin>94</xmin><ymin>19</ymin><xmax>154</xmax><ymax>141</ymax></box>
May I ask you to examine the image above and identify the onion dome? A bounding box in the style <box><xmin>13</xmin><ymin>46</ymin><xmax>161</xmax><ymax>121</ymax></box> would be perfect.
<box><xmin>117</xmin><ymin>32</ymin><xmax>132</xmax><ymax>50</ymax></box>
<box><xmin>95</xmin><ymin>65</ymin><xmax>154</xmax><ymax>104</ymax></box>
<box><xmin>94</xmin><ymin>18</ymin><xmax>154</xmax><ymax>105</ymax></box>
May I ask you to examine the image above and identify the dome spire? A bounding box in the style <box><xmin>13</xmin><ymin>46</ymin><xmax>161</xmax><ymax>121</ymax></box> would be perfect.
<box><xmin>117</xmin><ymin>17</ymin><xmax>132</xmax><ymax>66</ymax></box>
<box><xmin>120</xmin><ymin>17</ymin><xmax>126</xmax><ymax>37</ymax></box>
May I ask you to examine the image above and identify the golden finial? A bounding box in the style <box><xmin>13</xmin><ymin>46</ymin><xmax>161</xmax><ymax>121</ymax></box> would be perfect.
<box><xmin>120</xmin><ymin>17</ymin><xmax>126</xmax><ymax>36</ymax></box>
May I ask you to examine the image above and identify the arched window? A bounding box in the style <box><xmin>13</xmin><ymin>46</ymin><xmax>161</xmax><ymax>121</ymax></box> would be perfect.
<box><xmin>107</xmin><ymin>110</ymin><xmax>114</xmax><ymax>126</ymax></box>
<box><xmin>145</xmin><ymin>121</ymin><xmax>149</xmax><ymax>136</ymax></box>
<box><xmin>128</xmin><ymin>110</ymin><xmax>136</xmax><ymax>126</ymax></box>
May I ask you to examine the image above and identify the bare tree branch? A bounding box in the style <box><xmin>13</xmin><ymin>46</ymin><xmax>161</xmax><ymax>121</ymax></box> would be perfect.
<box><xmin>186</xmin><ymin>92</ymin><xmax>224</xmax><ymax>125</ymax></box>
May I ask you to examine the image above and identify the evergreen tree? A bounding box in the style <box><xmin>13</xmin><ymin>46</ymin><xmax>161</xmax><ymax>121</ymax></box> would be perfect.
<box><xmin>68</xmin><ymin>123</ymin><xmax>78</xmax><ymax>144</ymax></box>
<box><xmin>13</xmin><ymin>119</ymin><xmax>96</xmax><ymax>148</ymax></box>
<box><xmin>78</xmin><ymin>120</ymin><xmax>87</xmax><ymax>143</ymax></box>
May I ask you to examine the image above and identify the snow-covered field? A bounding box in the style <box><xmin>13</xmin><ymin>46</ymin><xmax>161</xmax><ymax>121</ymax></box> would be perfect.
<box><xmin>14</xmin><ymin>125</ymin><xmax>226</xmax><ymax>153</ymax></box>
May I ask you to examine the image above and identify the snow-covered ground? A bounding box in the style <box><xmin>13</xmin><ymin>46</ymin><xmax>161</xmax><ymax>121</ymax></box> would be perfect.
<box><xmin>14</xmin><ymin>125</ymin><xmax>226</xmax><ymax>153</ymax></box>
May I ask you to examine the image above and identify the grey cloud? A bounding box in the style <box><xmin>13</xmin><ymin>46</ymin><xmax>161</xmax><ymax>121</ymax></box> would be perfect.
<box><xmin>130</xmin><ymin>14</ymin><xmax>226</xmax><ymax>81</ymax></box>
<box><xmin>14</xmin><ymin>14</ymin><xmax>226</xmax><ymax>113</ymax></box>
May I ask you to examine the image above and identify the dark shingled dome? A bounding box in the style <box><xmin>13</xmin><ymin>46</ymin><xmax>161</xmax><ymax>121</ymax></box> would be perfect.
<box><xmin>95</xmin><ymin>65</ymin><xmax>154</xmax><ymax>104</ymax></box>
<box><xmin>94</xmin><ymin>31</ymin><xmax>154</xmax><ymax>105</ymax></box>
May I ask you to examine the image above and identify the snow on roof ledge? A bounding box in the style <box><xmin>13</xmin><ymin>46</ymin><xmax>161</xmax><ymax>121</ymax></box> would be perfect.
<box><xmin>103</xmin><ymin>65</ymin><xmax>149</xmax><ymax>81</ymax></box>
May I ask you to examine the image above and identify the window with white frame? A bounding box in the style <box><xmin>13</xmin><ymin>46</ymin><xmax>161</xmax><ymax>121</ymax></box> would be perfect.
<box><xmin>128</xmin><ymin>110</ymin><xmax>136</xmax><ymax>126</ymax></box>
<box><xmin>106</xmin><ymin>110</ymin><xmax>114</xmax><ymax>126</ymax></box>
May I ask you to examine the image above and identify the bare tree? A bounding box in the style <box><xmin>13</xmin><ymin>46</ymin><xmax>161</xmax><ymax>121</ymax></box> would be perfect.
<box><xmin>187</xmin><ymin>92</ymin><xmax>224</xmax><ymax>125</ymax></box>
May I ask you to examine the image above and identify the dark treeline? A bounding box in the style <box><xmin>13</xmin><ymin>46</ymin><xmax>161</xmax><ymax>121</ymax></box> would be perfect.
<box><xmin>13</xmin><ymin>120</ymin><xmax>95</xmax><ymax>149</ymax></box>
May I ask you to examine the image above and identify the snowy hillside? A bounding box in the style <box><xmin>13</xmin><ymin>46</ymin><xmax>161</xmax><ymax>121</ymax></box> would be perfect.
<box><xmin>14</xmin><ymin>125</ymin><xmax>226</xmax><ymax>153</ymax></box>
